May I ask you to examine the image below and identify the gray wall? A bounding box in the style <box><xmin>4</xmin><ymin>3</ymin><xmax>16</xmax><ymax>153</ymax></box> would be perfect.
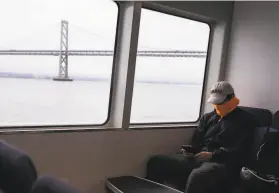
<box><xmin>226</xmin><ymin>2</ymin><xmax>279</xmax><ymax>112</ymax></box>
<box><xmin>0</xmin><ymin>2</ymin><xmax>234</xmax><ymax>193</ymax></box>
<box><xmin>2</xmin><ymin>129</ymin><xmax>191</xmax><ymax>193</ymax></box>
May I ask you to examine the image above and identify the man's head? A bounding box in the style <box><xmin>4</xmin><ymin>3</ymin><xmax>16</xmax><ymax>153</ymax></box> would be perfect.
<box><xmin>207</xmin><ymin>81</ymin><xmax>235</xmax><ymax>105</ymax></box>
<box><xmin>207</xmin><ymin>81</ymin><xmax>239</xmax><ymax>117</ymax></box>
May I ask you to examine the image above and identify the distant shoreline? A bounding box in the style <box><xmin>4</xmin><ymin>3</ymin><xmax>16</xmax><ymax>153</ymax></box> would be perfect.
<box><xmin>0</xmin><ymin>72</ymin><xmax>202</xmax><ymax>86</ymax></box>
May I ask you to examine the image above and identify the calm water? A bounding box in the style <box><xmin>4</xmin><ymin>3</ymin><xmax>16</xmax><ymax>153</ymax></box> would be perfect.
<box><xmin>0</xmin><ymin>78</ymin><xmax>203</xmax><ymax>126</ymax></box>
<box><xmin>0</xmin><ymin>56</ymin><xmax>206</xmax><ymax>126</ymax></box>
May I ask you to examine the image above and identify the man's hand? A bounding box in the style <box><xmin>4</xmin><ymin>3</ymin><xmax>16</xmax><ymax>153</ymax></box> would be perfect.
<box><xmin>194</xmin><ymin>152</ymin><xmax>212</xmax><ymax>162</ymax></box>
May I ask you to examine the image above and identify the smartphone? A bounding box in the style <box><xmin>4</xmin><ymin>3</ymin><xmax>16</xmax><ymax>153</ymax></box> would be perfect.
<box><xmin>181</xmin><ymin>145</ymin><xmax>198</xmax><ymax>154</ymax></box>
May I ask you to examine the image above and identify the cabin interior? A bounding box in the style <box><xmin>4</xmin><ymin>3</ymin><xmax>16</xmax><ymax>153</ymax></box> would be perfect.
<box><xmin>1</xmin><ymin>1</ymin><xmax>279</xmax><ymax>193</ymax></box>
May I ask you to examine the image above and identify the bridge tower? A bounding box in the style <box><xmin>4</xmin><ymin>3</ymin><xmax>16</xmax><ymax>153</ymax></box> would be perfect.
<box><xmin>53</xmin><ymin>20</ymin><xmax>73</xmax><ymax>81</ymax></box>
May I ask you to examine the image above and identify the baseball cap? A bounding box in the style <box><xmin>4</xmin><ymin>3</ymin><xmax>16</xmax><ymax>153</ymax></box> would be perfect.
<box><xmin>207</xmin><ymin>81</ymin><xmax>234</xmax><ymax>104</ymax></box>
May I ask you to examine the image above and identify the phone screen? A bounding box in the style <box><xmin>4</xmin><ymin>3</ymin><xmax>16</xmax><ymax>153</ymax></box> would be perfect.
<box><xmin>181</xmin><ymin>145</ymin><xmax>197</xmax><ymax>154</ymax></box>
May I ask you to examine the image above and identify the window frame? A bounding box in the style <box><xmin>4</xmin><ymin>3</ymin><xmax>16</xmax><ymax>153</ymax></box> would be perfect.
<box><xmin>0</xmin><ymin>1</ymin><xmax>121</xmax><ymax>129</ymax></box>
<box><xmin>129</xmin><ymin>5</ymin><xmax>213</xmax><ymax>126</ymax></box>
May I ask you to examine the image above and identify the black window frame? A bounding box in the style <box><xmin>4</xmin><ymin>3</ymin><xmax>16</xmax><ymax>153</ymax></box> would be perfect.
<box><xmin>0</xmin><ymin>1</ymin><xmax>120</xmax><ymax>129</ymax></box>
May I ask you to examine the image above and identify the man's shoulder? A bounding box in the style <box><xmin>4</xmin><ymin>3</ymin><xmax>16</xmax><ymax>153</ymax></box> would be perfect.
<box><xmin>200</xmin><ymin>110</ymin><xmax>216</xmax><ymax>121</ymax></box>
<box><xmin>203</xmin><ymin>110</ymin><xmax>216</xmax><ymax>117</ymax></box>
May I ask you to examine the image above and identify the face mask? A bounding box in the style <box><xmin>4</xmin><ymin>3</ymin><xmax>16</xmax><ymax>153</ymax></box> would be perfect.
<box><xmin>214</xmin><ymin>97</ymin><xmax>239</xmax><ymax>118</ymax></box>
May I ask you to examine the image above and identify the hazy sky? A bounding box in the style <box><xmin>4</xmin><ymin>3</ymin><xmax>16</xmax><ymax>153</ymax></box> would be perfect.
<box><xmin>0</xmin><ymin>0</ymin><xmax>210</xmax><ymax>83</ymax></box>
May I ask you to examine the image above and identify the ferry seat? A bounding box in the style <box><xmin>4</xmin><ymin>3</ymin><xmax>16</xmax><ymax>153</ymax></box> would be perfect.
<box><xmin>105</xmin><ymin>106</ymin><xmax>272</xmax><ymax>193</ymax></box>
<box><xmin>249</xmin><ymin>110</ymin><xmax>279</xmax><ymax>174</ymax></box>
<box><xmin>225</xmin><ymin>107</ymin><xmax>272</xmax><ymax>193</ymax></box>
<box><xmin>32</xmin><ymin>175</ymin><xmax>82</xmax><ymax>193</ymax></box>
<box><xmin>269</xmin><ymin>110</ymin><xmax>279</xmax><ymax>132</ymax></box>
<box><xmin>0</xmin><ymin>140</ymin><xmax>38</xmax><ymax>193</ymax></box>
<box><xmin>238</xmin><ymin>110</ymin><xmax>279</xmax><ymax>193</ymax></box>
<box><xmin>240</xmin><ymin>106</ymin><xmax>272</xmax><ymax>163</ymax></box>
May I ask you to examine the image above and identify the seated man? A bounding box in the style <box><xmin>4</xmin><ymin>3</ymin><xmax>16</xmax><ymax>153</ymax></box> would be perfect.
<box><xmin>146</xmin><ymin>81</ymin><xmax>256</xmax><ymax>193</ymax></box>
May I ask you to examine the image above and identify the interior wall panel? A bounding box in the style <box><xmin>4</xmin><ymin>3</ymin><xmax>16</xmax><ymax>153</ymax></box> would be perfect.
<box><xmin>1</xmin><ymin>128</ymin><xmax>193</xmax><ymax>193</ymax></box>
<box><xmin>226</xmin><ymin>2</ymin><xmax>279</xmax><ymax>112</ymax></box>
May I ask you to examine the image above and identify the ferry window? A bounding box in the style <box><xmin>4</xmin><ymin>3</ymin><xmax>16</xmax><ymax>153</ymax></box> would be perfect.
<box><xmin>130</xmin><ymin>9</ymin><xmax>210</xmax><ymax>123</ymax></box>
<box><xmin>0</xmin><ymin>0</ymin><xmax>118</xmax><ymax>126</ymax></box>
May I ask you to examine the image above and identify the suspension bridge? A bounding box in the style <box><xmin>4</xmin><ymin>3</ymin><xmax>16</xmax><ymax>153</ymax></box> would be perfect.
<box><xmin>0</xmin><ymin>20</ymin><xmax>207</xmax><ymax>81</ymax></box>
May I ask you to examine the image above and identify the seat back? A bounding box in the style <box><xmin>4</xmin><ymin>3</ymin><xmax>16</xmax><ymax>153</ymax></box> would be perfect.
<box><xmin>269</xmin><ymin>111</ymin><xmax>279</xmax><ymax>132</ymax></box>
<box><xmin>239</xmin><ymin>106</ymin><xmax>272</xmax><ymax>155</ymax></box>
<box><xmin>252</xmin><ymin>110</ymin><xmax>279</xmax><ymax>175</ymax></box>
<box><xmin>238</xmin><ymin>107</ymin><xmax>272</xmax><ymax>172</ymax></box>
<box><xmin>0</xmin><ymin>140</ymin><xmax>38</xmax><ymax>193</ymax></box>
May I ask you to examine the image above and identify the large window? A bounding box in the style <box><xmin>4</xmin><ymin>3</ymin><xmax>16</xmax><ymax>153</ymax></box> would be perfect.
<box><xmin>0</xmin><ymin>0</ymin><xmax>118</xmax><ymax>126</ymax></box>
<box><xmin>131</xmin><ymin>9</ymin><xmax>210</xmax><ymax>123</ymax></box>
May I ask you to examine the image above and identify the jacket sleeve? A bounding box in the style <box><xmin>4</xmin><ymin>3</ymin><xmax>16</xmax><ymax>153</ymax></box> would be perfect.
<box><xmin>211</xmin><ymin>124</ymin><xmax>254</xmax><ymax>165</ymax></box>
<box><xmin>191</xmin><ymin>115</ymin><xmax>206</xmax><ymax>152</ymax></box>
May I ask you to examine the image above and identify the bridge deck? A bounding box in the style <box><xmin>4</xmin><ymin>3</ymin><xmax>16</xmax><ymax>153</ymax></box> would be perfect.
<box><xmin>0</xmin><ymin>50</ymin><xmax>207</xmax><ymax>57</ymax></box>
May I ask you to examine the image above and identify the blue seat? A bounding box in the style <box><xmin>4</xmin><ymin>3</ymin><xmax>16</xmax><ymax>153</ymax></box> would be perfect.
<box><xmin>32</xmin><ymin>176</ymin><xmax>82</xmax><ymax>193</ymax></box>
<box><xmin>269</xmin><ymin>111</ymin><xmax>279</xmax><ymax>132</ymax></box>
<box><xmin>252</xmin><ymin>110</ymin><xmax>279</xmax><ymax>174</ymax></box>
<box><xmin>239</xmin><ymin>110</ymin><xmax>279</xmax><ymax>193</ymax></box>
<box><xmin>0</xmin><ymin>140</ymin><xmax>38</xmax><ymax>193</ymax></box>
<box><xmin>239</xmin><ymin>106</ymin><xmax>272</xmax><ymax>162</ymax></box>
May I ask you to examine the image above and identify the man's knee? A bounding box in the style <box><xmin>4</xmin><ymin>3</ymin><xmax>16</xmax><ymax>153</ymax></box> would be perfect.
<box><xmin>146</xmin><ymin>155</ymin><xmax>170</xmax><ymax>178</ymax></box>
<box><xmin>147</xmin><ymin>154</ymin><xmax>189</xmax><ymax>171</ymax></box>
<box><xmin>146</xmin><ymin>154</ymin><xmax>189</xmax><ymax>180</ymax></box>
<box><xmin>147</xmin><ymin>155</ymin><xmax>164</xmax><ymax>171</ymax></box>
<box><xmin>147</xmin><ymin>155</ymin><xmax>164</xmax><ymax>168</ymax></box>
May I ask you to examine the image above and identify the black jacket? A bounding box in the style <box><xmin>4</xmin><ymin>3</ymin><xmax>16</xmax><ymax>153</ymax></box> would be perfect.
<box><xmin>191</xmin><ymin>107</ymin><xmax>256</xmax><ymax>167</ymax></box>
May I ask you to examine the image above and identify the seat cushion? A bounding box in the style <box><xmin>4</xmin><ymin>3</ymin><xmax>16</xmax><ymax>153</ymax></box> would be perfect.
<box><xmin>106</xmin><ymin>176</ymin><xmax>183</xmax><ymax>193</ymax></box>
